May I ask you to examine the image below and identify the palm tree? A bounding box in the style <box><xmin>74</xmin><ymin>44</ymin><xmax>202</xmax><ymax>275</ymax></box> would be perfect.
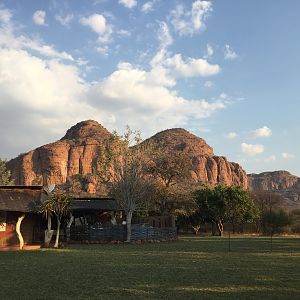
<box><xmin>40</xmin><ymin>190</ymin><xmax>73</xmax><ymax>248</ymax></box>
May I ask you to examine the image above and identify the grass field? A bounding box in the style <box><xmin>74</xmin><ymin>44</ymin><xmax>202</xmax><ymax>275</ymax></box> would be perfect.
<box><xmin>0</xmin><ymin>236</ymin><xmax>299</xmax><ymax>299</ymax></box>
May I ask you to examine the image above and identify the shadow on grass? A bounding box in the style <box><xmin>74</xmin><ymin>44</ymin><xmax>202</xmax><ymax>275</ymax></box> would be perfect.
<box><xmin>0</xmin><ymin>236</ymin><xmax>299</xmax><ymax>299</ymax></box>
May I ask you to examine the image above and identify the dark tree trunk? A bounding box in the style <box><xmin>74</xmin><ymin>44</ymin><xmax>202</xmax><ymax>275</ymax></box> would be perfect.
<box><xmin>231</xmin><ymin>220</ymin><xmax>236</xmax><ymax>234</ymax></box>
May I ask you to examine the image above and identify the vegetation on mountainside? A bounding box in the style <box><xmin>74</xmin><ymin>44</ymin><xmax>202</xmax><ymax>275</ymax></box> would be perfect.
<box><xmin>0</xmin><ymin>158</ymin><xmax>14</xmax><ymax>185</ymax></box>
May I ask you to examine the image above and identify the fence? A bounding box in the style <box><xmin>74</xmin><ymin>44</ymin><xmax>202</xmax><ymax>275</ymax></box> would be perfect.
<box><xmin>70</xmin><ymin>223</ymin><xmax>177</xmax><ymax>242</ymax></box>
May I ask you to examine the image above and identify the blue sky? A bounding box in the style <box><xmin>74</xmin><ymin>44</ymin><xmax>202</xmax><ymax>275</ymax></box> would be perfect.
<box><xmin>0</xmin><ymin>0</ymin><xmax>299</xmax><ymax>176</ymax></box>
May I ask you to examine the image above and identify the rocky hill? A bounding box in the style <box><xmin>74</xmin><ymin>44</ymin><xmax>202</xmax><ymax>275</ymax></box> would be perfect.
<box><xmin>7</xmin><ymin>120</ymin><xmax>248</xmax><ymax>194</ymax></box>
<box><xmin>144</xmin><ymin>128</ymin><xmax>248</xmax><ymax>188</ymax></box>
<box><xmin>248</xmin><ymin>171</ymin><xmax>300</xmax><ymax>210</ymax></box>
<box><xmin>7</xmin><ymin>120</ymin><xmax>113</xmax><ymax>194</ymax></box>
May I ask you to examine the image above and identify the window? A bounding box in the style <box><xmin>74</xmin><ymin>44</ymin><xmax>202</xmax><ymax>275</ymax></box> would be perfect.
<box><xmin>0</xmin><ymin>211</ymin><xmax>6</xmax><ymax>232</ymax></box>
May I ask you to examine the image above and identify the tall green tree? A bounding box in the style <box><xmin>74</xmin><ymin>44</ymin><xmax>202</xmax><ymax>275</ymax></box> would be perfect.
<box><xmin>193</xmin><ymin>185</ymin><xmax>228</xmax><ymax>236</ymax></box>
<box><xmin>226</xmin><ymin>186</ymin><xmax>260</xmax><ymax>233</ymax></box>
<box><xmin>0</xmin><ymin>159</ymin><xmax>14</xmax><ymax>185</ymax></box>
<box><xmin>40</xmin><ymin>190</ymin><xmax>73</xmax><ymax>248</ymax></box>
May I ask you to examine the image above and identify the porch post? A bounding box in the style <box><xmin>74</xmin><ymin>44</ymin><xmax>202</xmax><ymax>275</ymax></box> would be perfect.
<box><xmin>66</xmin><ymin>213</ymin><xmax>74</xmax><ymax>243</ymax></box>
<box><xmin>16</xmin><ymin>214</ymin><xmax>25</xmax><ymax>250</ymax></box>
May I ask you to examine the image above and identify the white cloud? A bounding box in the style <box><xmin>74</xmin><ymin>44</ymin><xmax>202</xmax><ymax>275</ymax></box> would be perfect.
<box><xmin>282</xmin><ymin>152</ymin><xmax>295</xmax><ymax>160</ymax></box>
<box><xmin>119</xmin><ymin>0</ymin><xmax>137</xmax><ymax>9</ymax></box>
<box><xmin>86</xmin><ymin>63</ymin><xmax>226</xmax><ymax>128</ymax></box>
<box><xmin>224</xmin><ymin>44</ymin><xmax>238</xmax><ymax>60</ymax></box>
<box><xmin>205</xmin><ymin>44</ymin><xmax>213</xmax><ymax>58</ymax></box>
<box><xmin>0</xmin><ymin>8</ymin><xmax>12</xmax><ymax>24</ymax></box>
<box><xmin>204</xmin><ymin>80</ymin><xmax>213</xmax><ymax>88</ymax></box>
<box><xmin>192</xmin><ymin>0</ymin><xmax>211</xmax><ymax>31</ymax></box>
<box><xmin>226</xmin><ymin>132</ymin><xmax>237</xmax><ymax>139</ymax></box>
<box><xmin>142</xmin><ymin>1</ymin><xmax>157</xmax><ymax>13</ymax></box>
<box><xmin>80</xmin><ymin>14</ymin><xmax>106</xmax><ymax>35</ymax></box>
<box><xmin>55</xmin><ymin>14</ymin><xmax>74</xmax><ymax>27</ymax></box>
<box><xmin>241</xmin><ymin>143</ymin><xmax>264</xmax><ymax>156</ymax></box>
<box><xmin>33</xmin><ymin>10</ymin><xmax>46</xmax><ymax>26</ymax></box>
<box><xmin>253</xmin><ymin>126</ymin><xmax>272</xmax><ymax>137</ymax></box>
<box><xmin>0</xmin><ymin>20</ymin><xmax>74</xmax><ymax>61</ymax></box>
<box><xmin>149</xmin><ymin>34</ymin><xmax>220</xmax><ymax>89</ymax></box>
<box><xmin>163</xmin><ymin>54</ymin><xmax>220</xmax><ymax>78</ymax></box>
<box><xmin>0</xmin><ymin>25</ymin><xmax>227</xmax><ymax>159</ymax></box>
<box><xmin>80</xmin><ymin>14</ymin><xmax>112</xmax><ymax>53</ymax></box>
<box><xmin>158</xmin><ymin>22</ymin><xmax>173</xmax><ymax>49</ymax></box>
<box><xmin>170</xmin><ymin>1</ymin><xmax>212</xmax><ymax>36</ymax></box>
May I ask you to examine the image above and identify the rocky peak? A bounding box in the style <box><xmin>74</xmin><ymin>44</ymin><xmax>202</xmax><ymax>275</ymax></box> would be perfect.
<box><xmin>144</xmin><ymin>128</ymin><xmax>247</xmax><ymax>188</ymax></box>
<box><xmin>61</xmin><ymin>120</ymin><xmax>112</xmax><ymax>143</ymax></box>
<box><xmin>7</xmin><ymin>121</ymin><xmax>248</xmax><ymax>193</ymax></box>
<box><xmin>248</xmin><ymin>171</ymin><xmax>300</xmax><ymax>191</ymax></box>
<box><xmin>147</xmin><ymin>128</ymin><xmax>214</xmax><ymax>157</ymax></box>
<box><xmin>248</xmin><ymin>171</ymin><xmax>300</xmax><ymax>210</ymax></box>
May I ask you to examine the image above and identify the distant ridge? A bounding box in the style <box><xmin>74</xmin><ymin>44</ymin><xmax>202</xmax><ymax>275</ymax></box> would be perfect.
<box><xmin>248</xmin><ymin>171</ymin><xmax>300</xmax><ymax>210</ymax></box>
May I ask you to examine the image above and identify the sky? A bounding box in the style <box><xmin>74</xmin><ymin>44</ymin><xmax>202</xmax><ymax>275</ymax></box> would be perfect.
<box><xmin>0</xmin><ymin>0</ymin><xmax>299</xmax><ymax>176</ymax></box>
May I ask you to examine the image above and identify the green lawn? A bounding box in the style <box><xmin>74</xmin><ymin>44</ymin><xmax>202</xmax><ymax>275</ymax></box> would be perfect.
<box><xmin>0</xmin><ymin>236</ymin><xmax>299</xmax><ymax>299</ymax></box>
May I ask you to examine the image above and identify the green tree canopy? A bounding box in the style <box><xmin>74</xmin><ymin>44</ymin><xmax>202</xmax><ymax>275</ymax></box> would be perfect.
<box><xmin>0</xmin><ymin>158</ymin><xmax>14</xmax><ymax>185</ymax></box>
<box><xmin>193</xmin><ymin>185</ymin><xmax>259</xmax><ymax>236</ymax></box>
<box><xmin>226</xmin><ymin>186</ymin><xmax>260</xmax><ymax>233</ymax></box>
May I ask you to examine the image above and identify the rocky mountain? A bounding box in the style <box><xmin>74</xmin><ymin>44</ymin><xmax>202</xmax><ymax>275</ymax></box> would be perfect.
<box><xmin>248</xmin><ymin>171</ymin><xmax>300</xmax><ymax>210</ymax></box>
<box><xmin>144</xmin><ymin>128</ymin><xmax>248</xmax><ymax>188</ymax></box>
<box><xmin>7</xmin><ymin>120</ymin><xmax>113</xmax><ymax>194</ymax></box>
<box><xmin>7</xmin><ymin>120</ymin><xmax>248</xmax><ymax>194</ymax></box>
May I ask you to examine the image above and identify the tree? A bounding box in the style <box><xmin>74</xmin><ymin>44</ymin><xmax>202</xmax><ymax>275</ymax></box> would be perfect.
<box><xmin>251</xmin><ymin>190</ymin><xmax>282</xmax><ymax>234</ymax></box>
<box><xmin>226</xmin><ymin>186</ymin><xmax>259</xmax><ymax>233</ymax></box>
<box><xmin>40</xmin><ymin>190</ymin><xmax>73</xmax><ymax>248</ymax></box>
<box><xmin>147</xmin><ymin>150</ymin><xmax>192</xmax><ymax>215</ymax></box>
<box><xmin>0</xmin><ymin>159</ymin><xmax>14</xmax><ymax>185</ymax></box>
<box><xmin>98</xmin><ymin>127</ymin><xmax>155</xmax><ymax>242</ymax></box>
<box><xmin>263</xmin><ymin>209</ymin><xmax>293</xmax><ymax>234</ymax></box>
<box><xmin>193</xmin><ymin>185</ymin><xmax>259</xmax><ymax>236</ymax></box>
<box><xmin>188</xmin><ymin>212</ymin><xmax>205</xmax><ymax>235</ymax></box>
<box><xmin>193</xmin><ymin>185</ymin><xmax>228</xmax><ymax>236</ymax></box>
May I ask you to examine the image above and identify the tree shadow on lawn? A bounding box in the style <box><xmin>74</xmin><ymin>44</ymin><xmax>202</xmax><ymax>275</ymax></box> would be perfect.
<box><xmin>0</xmin><ymin>237</ymin><xmax>299</xmax><ymax>299</ymax></box>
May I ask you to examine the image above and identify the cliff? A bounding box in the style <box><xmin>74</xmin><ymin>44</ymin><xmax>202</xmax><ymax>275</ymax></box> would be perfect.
<box><xmin>7</xmin><ymin>120</ymin><xmax>113</xmax><ymax>194</ymax></box>
<box><xmin>7</xmin><ymin>121</ymin><xmax>248</xmax><ymax>193</ymax></box>
<box><xmin>248</xmin><ymin>171</ymin><xmax>300</xmax><ymax>210</ymax></box>
<box><xmin>142</xmin><ymin>128</ymin><xmax>248</xmax><ymax>188</ymax></box>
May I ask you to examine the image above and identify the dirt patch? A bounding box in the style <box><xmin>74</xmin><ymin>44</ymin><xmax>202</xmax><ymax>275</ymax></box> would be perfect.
<box><xmin>0</xmin><ymin>245</ymin><xmax>41</xmax><ymax>251</ymax></box>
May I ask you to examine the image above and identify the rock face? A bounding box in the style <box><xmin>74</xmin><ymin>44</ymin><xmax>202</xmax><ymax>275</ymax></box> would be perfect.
<box><xmin>144</xmin><ymin>128</ymin><xmax>248</xmax><ymax>188</ymax></box>
<box><xmin>248</xmin><ymin>171</ymin><xmax>299</xmax><ymax>191</ymax></box>
<box><xmin>7</xmin><ymin>120</ymin><xmax>113</xmax><ymax>194</ymax></box>
<box><xmin>248</xmin><ymin>171</ymin><xmax>300</xmax><ymax>210</ymax></box>
<box><xmin>7</xmin><ymin>122</ymin><xmax>248</xmax><ymax>193</ymax></box>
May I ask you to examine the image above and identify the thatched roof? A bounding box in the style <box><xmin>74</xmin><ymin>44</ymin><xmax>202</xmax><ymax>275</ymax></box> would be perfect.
<box><xmin>71</xmin><ymin>197</ymin><xmax>120</xmax><ymax>211</ymax></box>
<box><xmin>0</xmin><ymin>186</ymin><xmax>120</xmax><ymax>213</ymax></box>
<box><xmin>0</xmin><ymin>186</ymin><xmax>45</xmax><ymax>213</ymax></box>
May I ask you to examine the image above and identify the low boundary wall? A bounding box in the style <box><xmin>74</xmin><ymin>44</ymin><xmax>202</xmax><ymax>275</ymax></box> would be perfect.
<box><xmin>70</xmin><ymin>224</ymin><xmax>177</xmax><ymax>242</ymax></box>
